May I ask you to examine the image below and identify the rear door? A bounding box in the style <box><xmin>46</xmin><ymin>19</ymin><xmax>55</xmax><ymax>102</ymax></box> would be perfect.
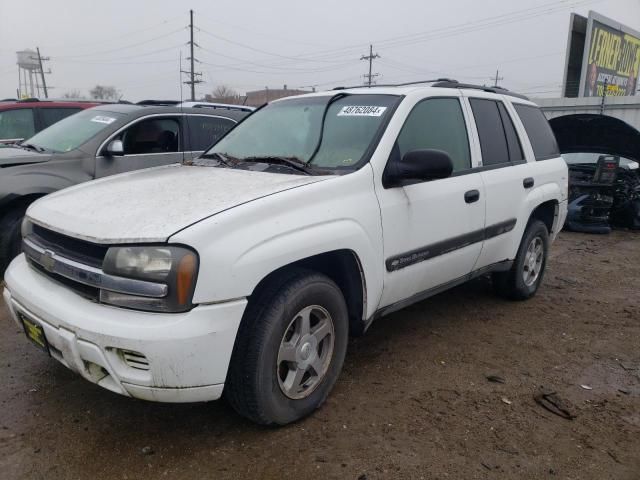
<box><xmin>95</xmin><ymin>115</ymin><xmax>184</xmax><ymax>177</ymax></box>
<box><xmin>184</xmin><ymin>114</ymin><xmax>237</xmax><ymax>160</ymax></box>
<box><xmin>466</xmin><ymin>95</ymin><xmax>529</xmax><ymax>269</ymax></box>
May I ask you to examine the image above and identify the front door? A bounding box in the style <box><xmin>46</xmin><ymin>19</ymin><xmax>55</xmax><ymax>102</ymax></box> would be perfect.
<box><xmin>376</xmin><ymin>97</ymin><xmax>486</xmax><ymax>308</ymax></box>
<box><xmin>95</xmin><ymin>116</ymin><xmax>184</xmax><ymax>177</ymax></box>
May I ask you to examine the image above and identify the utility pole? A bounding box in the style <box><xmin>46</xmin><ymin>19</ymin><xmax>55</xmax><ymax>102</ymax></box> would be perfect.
<box><xmin>183</xmin><ymin>9</ymin><xmax>203</xmax><ymax>101</ymax></box>
<box><xmin>360</xmin><ymin>45</ymin><xmax>380</xmax><ymax>87</ymax></box>
<box><xmin>33</xmin><ymin>47</ymin><xmax>50</xmax><ymax>98</ymax></box>
<box><xmin>600</xmin><ymin>78</ymin><xmax>608</xmax><ymax>115</ymax></box>
<box><xmin>491</xmin><ymin>69</ymin><xmax>504</xmax><ymax>88</ymax></box>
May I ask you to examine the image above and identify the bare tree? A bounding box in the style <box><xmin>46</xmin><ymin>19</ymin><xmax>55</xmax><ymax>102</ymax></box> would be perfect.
<box><xmin>211</xmin><ymin>85</ymin><xmax>237</xmax><ymax>99</ymax></box>
<box><xmin>89</xmin><ymin>85</ymin><xmax>120</xmax><ymax>101</ymax></box>
<box><xmin>62</xmin><ymin>89</ymin><xmax>85</xmax><ymax>99</ymax></box>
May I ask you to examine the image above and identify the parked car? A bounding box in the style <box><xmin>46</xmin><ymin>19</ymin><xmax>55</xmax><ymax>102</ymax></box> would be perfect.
<box><xmin>0</xmin><ymin>99</ymin><xmax>103</xmax><ymax>145</ymax></box>
<box><xmin>3</xmin><ymin>80</ymin><xmax>567</xmax><ymax>425</ymax></box>
<box><xmin>0</xmin><ymin>104</ymin><xmax>247</xmax><ymax>273</ymax></box>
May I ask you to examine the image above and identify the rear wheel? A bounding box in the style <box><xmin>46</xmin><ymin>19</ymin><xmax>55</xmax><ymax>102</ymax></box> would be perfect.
<box><xmin>0</xmin><ymin>206</ymin><xmax>28</xmax><ymax>277</ymax></box>
<box><xmin>492</xmin><ymin>220</ymin><xmax>549</xmax><ymax>300</ymax></box>
<box><xmin>225</xmin><ymin>269</ymin><xmax>349</xmax><ymax>425</ymax></box>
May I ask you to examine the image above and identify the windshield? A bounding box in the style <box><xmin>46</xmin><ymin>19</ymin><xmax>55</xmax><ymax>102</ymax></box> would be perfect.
<box><xmin>25</xmin><ymin>109</ymin><xmax>124</xmax><ymax>153</ymax></box>
<box><xmin>205</xmin><ymin>94</ymin><xmax>399</xmax><ymax>169</ymax></box>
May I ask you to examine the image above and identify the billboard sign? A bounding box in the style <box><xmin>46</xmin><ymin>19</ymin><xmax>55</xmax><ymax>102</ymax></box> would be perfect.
<box><xmin>578</xmin><ymin>12</ymin><xmax>640</xmax><ymax>97</ymax></box>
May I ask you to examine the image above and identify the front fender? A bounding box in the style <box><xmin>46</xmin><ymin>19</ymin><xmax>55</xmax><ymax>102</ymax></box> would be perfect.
<box><xmin>171</xmin><ymin>167</ymin><xmax>384</xmax><ymax>319</ymax></box>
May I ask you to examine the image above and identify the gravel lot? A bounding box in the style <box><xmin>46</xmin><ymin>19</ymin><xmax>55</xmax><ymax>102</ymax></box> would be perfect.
<box><xmin>1</xmin><ymin>231</ymin><xmax>639</xmax><ymax>480</ymax></box>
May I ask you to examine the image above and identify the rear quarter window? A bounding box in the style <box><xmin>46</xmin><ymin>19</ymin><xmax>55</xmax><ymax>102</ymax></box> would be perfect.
<box><xmin>513</xmin><ymin>104</ymin><xmax>560</xmax><ymax>160</ymax></box>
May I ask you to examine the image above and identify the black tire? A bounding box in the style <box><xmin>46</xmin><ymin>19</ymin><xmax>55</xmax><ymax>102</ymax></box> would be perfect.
<box><xmin>492</xmin><ymin>220</ymin><xmax>549</xmax><ymax>300</ymax></box>
<box><xmin>225</xmin><ymin>268</ymin><xmax>349</xmax><ymax>425</ymax></box>
<box><xmin>0</xmin><ymin>206</ymin><xmax>28</xmax><ymax>277</ymax></box>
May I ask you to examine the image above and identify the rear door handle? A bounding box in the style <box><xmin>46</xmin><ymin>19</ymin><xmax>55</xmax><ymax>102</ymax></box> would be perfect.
<box><xmin>523</xmin><ymin>177</ymin><xmax>534</xmax><ymax>188</ymax></box>
<box><xmin>464</xmin><ymin>189</ymin><xmax>480</xmax><ymax>204</ymax></box>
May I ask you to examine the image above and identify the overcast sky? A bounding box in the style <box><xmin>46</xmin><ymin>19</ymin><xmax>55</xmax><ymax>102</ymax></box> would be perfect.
<box><xmin>1</xmin><ymin>0</ymin><xmax>639</xmax><ymax>101</ymax></box>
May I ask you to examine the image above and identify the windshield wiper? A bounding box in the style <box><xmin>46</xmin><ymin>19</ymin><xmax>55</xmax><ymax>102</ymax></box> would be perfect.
<box><xmin>19</xmin><ymin>143</ymin><xmax>46</xmax><ymax>153</ymax></box>
<box><xmin>242</xmin><ymin>156</ymin><xmax>315</xmax><ymax>175</ymax></box>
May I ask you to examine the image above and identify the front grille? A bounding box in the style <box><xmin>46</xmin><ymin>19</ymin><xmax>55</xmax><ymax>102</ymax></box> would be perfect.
<box><xmin>30</xmin><ymin>261</ymin><xmax>100</xmax><ymax>302</ymax></box>
<box><xmin>32</xmin><ymin>224</ymin><xmax>107</xmax><ymax>268</ymax></box>
<box><xmin>25</xmin><ymin>225</ymin><xmax>108</xmax><ymax>301</ymax></box>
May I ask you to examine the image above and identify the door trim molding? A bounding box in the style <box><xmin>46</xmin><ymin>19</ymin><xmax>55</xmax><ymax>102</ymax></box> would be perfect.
<box><xmin>385</xmin><ymin>218</ymin><xmax>516</xmax><ymax>272</ymax></box>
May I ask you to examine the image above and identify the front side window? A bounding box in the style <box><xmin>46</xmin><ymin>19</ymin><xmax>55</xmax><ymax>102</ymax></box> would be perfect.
<box><xmin>513</xmin><ymin>104</ymin><xmax>560</xmax><ymax>160</ymax></box>
<box><xmin>114</xmin><ymin>118</ymin><xmax>180</xmax><ymax>155</ymax></box>
<box><xmin>40</xmin><ymin>107</ymin><xmax>81</xmax><ymax>128</ymax></box>
<box><xmin>187</xmin><ymin>116</ymin><xmax>235</xmax><ymax>151</ymax></box>
<box><xmin>205</xmin><ymin>94</ymin><xmax>400</xmax><ymax>170</ymax></box>
<box><xmin>22</xmin><ymin>109</ymin><xmax>124</xmax><ymax>152</ymax></box>
<box><xmin>0</xmin><ymin>108</ymin><xmax>35</xmax><ymax>140</ymax></box>
<box><xmin>395</xmin><ymin>97</ymin><xmax>471</xmax><ymax>173</ymax></box>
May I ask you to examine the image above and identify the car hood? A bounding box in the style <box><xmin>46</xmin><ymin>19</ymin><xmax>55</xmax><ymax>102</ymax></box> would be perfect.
<box><xmin>27</xmin><ymin>164</ymin><xmax>331</xmax><ymax>244</ymax></box>
<box><xmin>0</xmin><ymin>146</ymin><xmax>50</xmax><ymax>167</ymax></box>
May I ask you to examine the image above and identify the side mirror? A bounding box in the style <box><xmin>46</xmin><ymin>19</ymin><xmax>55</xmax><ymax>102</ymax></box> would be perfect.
<box><xmin>384</xmin><ymin>149</ymin><xmax>453</xmax><ymax>187</ymax></box>
<box><xmin>105</xmin><ymin>139</ymin><xmax>124</xmax><ymax>157</ymax></box>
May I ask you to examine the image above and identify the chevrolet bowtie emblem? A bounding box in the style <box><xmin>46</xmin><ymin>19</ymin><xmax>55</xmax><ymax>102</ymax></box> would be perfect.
<box><xmin>41</xmin><ymin>250</ymin><xmax>56</xmax><ymax>272</ymax></box>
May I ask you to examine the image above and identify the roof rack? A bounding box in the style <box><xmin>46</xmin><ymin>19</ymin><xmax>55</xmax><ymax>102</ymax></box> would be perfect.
<box><xmin>431</xmin><ymin>80</ymin><xmax>529</xmax><ymax>100</ymax></box>
<box><xmin>136</xmin><ymin>99</ymin><xmax>181</xmax><ymax>106</ymax></box>
<box><xmin>331</xmin><ymin>78</ymin><xmax>529</xmax><ymax>100</ymax></box>
<box><xmin>332</xmin><ymin>78</ymin><xmax>453</xmax><ymax>90</ymax></box>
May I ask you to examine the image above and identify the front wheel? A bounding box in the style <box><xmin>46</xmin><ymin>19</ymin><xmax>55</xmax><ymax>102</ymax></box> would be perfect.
<box><xmin>225</xmin><ymin>269</ymin><xmax>349</xmax><ymax>425</ymax></box>
<box><xmin>492</xmin><ymin>220</ymin><xmax>549</xmax><ymax>300</ymax></box>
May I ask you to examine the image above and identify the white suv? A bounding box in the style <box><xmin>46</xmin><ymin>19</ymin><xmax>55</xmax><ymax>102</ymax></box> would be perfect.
<box><xmin>3</xmin><ymin>80</ymin><xmax>568</xmax><ymax>425</ymax></box>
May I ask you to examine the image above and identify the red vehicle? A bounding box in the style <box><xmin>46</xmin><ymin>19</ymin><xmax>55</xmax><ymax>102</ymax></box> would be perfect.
<box><xmin>0</xmin><ymin>99</ymin><xmax>103</xmax><ymax>145</ymax></box>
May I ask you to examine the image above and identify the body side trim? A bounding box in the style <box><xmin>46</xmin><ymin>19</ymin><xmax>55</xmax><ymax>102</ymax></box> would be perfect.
<box><xmin>385</xmin><ymin>218</ymin><xmax>516</xmax><ymax>272</ymax></box>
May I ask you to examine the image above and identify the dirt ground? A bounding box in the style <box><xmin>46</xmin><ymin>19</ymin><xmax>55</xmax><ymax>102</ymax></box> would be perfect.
<box><xmin>0</xmin><ymin>231</ymin><xmax>638</xmax><ymax>480</ymax></box>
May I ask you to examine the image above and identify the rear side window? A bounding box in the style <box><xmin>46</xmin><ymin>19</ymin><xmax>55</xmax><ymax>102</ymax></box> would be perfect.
<box><xmin>40</xmin><ymin>108</ymin><xmax>82</xmax><ymax>128</ymax></box>
<box><xmin>396</xmin><ymin>98</ymin><xmax>471</xmax><ymax>173</ymax></box>
<box><xmin>187</xmin><ymin>116</ymin><xmax>235</xmax><ymax>151</ymax></box>
<box><xmin>513</xmin><ymin>104</ymin><xmax>559</xmax><ymax>160</ymax></box>
<box><xmin>469</xmin><ymin>99</ymin><xmax>509</xmax><ymax>166</ymax></box>
<box><xmin>0</xmin><ymin>108</ymin><xmax>35</xmax><ymax>140</ymax></box>
<box><xmin>497</xmin><ymin>103</ymin><xmax>524</xmax><ymax>162</ymax></box>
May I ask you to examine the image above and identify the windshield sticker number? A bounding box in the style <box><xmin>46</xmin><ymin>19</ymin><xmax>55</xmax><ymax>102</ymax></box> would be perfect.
<box><xmin>337</xmin><ymin>106</ymin><xmax>387</xmax><ymax>117</ymax></box>
<box><xmin>90</xmin><ymin>116</ymin><xmax>117</xmax><ymax>124</ymax></box>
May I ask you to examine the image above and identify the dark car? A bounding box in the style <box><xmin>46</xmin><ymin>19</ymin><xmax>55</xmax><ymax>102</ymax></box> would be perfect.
<box><xmin>0</xmin><ymin>99</ymin><xmax>104</xmax><ymax>145</ymax></box>
<box><xmin>0</xmin><ymin>103</ymin><xmax>247</xmax><ymax>273</ymax></box>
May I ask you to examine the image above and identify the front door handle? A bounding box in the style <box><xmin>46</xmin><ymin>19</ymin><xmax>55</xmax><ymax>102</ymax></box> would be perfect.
<box><xmin>464</xmin><ymin>189</ymin><xmax>480</xmax><ymax>204</ymax></box>
<box><xmin>523</xmin><ymin>177</ymin><xmax>534</xmax><ymax>188</ymax></box>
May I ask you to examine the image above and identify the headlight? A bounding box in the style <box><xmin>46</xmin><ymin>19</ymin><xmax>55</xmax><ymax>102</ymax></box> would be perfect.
<box><xmin>101</xmin><ymin>245</ymin><xmax>198</xmax><ymax>313</ymax></box>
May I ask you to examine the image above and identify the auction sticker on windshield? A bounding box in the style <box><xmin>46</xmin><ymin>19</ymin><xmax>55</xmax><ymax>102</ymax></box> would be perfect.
<box><xmin>90</xmin><ymin>116</ymin><xmax>117</xmax><ymax>124</ymax></box>
<box><xmin>337</xmin><ymin>106</ymin><xmax>387</xmax><ymax>117</ymax></box>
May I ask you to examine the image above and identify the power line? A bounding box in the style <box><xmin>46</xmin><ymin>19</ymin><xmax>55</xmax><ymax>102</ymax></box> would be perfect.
<box><xmin>361</xmin><ymin>45</ymin><xmax>380</xmax><ymax>87</ymax></box>
<box><xmin>53</xmin><ymin>27</ymin><xmax>186</xmax><ymax>59</ymax></box>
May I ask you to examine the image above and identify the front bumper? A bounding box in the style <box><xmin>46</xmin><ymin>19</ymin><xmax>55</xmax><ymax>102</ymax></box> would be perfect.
<box><xmin>4</xmin><ymin>255</ymin><xmax>247</xmax><ymax>403</ymax></box>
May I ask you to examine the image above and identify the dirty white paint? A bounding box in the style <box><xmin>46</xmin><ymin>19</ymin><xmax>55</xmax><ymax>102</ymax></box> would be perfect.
<box><xmin>27</xmin><ymin>164</ymin><xmax>330</xmax><ymax>243</ymax></box>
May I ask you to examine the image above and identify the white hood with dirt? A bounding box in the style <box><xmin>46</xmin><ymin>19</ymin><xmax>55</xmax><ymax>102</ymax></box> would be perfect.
<box><xmin>27</xmin><ymin>164</ymin><xmax>329</xmax><ymax>244</ymax></box>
